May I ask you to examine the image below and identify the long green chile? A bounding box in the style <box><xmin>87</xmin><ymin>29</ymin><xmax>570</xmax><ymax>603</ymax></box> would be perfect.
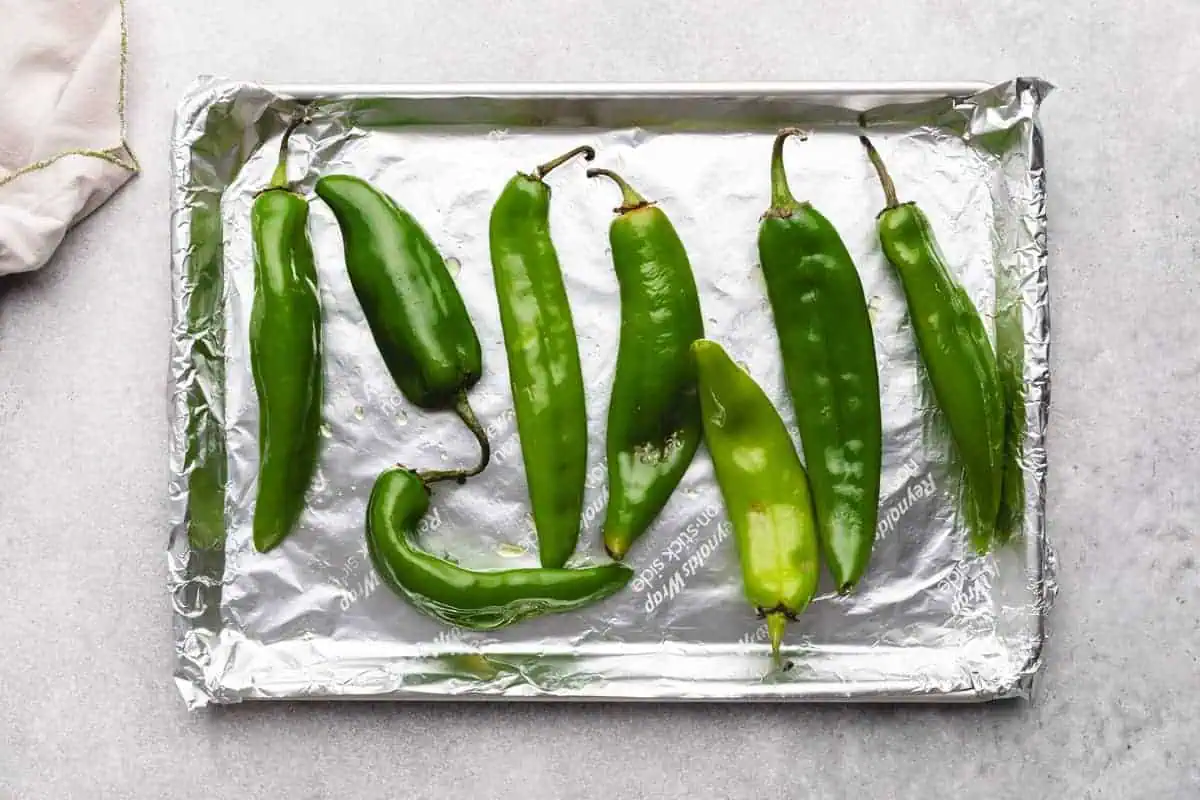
<box><xmin>248</xmin><ymin>121</ymin><xmax>324</xmax><ymax>552</ymax></box>
<box><xmin>587</xmin><ymin>167</ymin><xmax>704</xmax><ymax>561</ymax></box>
<box><xmin>994</xmin><ymin>276</ymin><xmax>1026</xmax><ymax>544</ymax></box>
<box><xmin>315</xmin><ymin>175</ymin><xmax>489</xmax><ymax>479</ymax></box>
<box><xmin>757</xmin><ymin>128</ymin><xmax>882</xmax><ymax>592</ymax></box>
<box><xmin>861</xmin><ymin>135</ymin><xmax>1005</xmax><ymax>551</ymax></box>
<box><xmin>488</xmin><ymin>145</ymin><xmax>594</xmax><ymax>569</ymax></box>
<box><xmin>693</xmin><ymin>339</ymin><xmax>820</xmax><ymax>659</ymax></box>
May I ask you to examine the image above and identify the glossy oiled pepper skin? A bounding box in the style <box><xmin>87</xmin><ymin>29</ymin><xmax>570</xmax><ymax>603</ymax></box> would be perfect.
<box><xmin>757</xmin><ymin>129</ymin><xmax>882</xmax><ymax>593</ymax></box>
<box><xmin>693</xmin><ymin>340</ymin><xmax>820</xmax><ymax>658</ymax></box>
<box><xmin>587</xmin><ymin>168</ymin><xmax>704</xmax><ymax>560</ymax></box>
<box><xmin>315</xmin><ymin>175</ymin><xmax>488</xmax><ymax>475</ymax></box>
<box><xmin>249</xmin><ymin>128</ymin><xmax>323</xmax><ymax>552</ymax></box>
<box><xmin>367</xmin><ymin>467</ymin><xmax>633</xmax><ymax>630</ymax></box>
<box><xmin>489</xmin><ymin>146</ymin><xmax>594</xmax><ymax>569</ymax></box>
<box><xmin>861</xmin><ymin>136</ymin><xmax>1005</xmax><ymax>551</ymax></box>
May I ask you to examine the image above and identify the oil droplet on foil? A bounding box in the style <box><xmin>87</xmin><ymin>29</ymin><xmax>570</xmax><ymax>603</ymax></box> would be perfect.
<box><xmin>496</xmin><ymin>543</ymin><xmax>527</xmax><ymax>558</ymax></box>
<box><xmin>320</xmin><ymin>423</ymin><xmax>333</xmax><ymax>438</ymax></box>
<box><xmin>353</xmin><ymin>405</ymin><xmax>365</xmax><ymax>420</ymax></box>
<box><xmin>395</xmin><ymin>409</ymin><xmax>409</xmax><ymax>426</ymax></box>
<box><xmin>445</xmin><ymin>257</ymin><xmax>462</xmax><ymax>277</ymax></box>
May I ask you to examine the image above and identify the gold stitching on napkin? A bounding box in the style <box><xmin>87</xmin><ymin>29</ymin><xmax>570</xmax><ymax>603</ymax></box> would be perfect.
<box><xmin>0</xmin><ymin>0</ymin><xmax>139</xmax><ymax>190</ymax></box>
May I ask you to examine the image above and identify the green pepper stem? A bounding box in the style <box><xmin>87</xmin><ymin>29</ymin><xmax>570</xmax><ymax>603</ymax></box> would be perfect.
<box><xmin>766</xmin><ymin>611</ymin><xmax>788</xmax><ymax>660</ymax></box>
<box><xmin>586</xmin><ymin>168</ymin><xmax>650</xmax><ymax>213</ymax></box>
<box><xmin>533</xmin><ymin>145</ymin><xmax>596</xmax><ymax>180</ymax></box>
<box><xmin>454</xmin><ymin>393</ymin><xmax>491</xmax><ymax>479</ymax></box>
<box><xmin>859</xmin><ymin>135</ymin><xmax>899</xmax><ymax>209</ymax></box>
<box><xmin>414</xmin><ymin>394</ymin><xmax>491</xmax><ymax>487</ymax></box>
<box><xmin>414</xmin><ymin>467</ymin><xmax>470</xmax><ymax>486</ymax></box>
<box><xmin>769</xmin><ymin>128</ymin><xmax>807</xmax><ymax>209</ymax></box>
<box><xmin>269</xmin><ymin>117</ymin><xmax>305</xmax><ymax>190</ymax></box>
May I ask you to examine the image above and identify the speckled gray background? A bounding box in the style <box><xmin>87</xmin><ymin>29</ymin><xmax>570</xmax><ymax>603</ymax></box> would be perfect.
<box><xmin>1</xmin><ymin>1</ymin><xmax>1197</xmax><ymax>798</ymax></box>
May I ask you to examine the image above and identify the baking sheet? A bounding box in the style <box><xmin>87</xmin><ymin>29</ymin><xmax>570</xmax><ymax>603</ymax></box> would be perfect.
<box><xmin>169</xmin><ymin>78</ymin><xmax>1054</xmax><ymax>707</ymax></box>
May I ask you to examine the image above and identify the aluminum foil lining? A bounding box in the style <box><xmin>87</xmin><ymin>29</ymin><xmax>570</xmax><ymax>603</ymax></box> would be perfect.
<box><xmin>169</xmin><ymin>78</ymin><xmax>1054</xmax><ymax>708</ymax></box>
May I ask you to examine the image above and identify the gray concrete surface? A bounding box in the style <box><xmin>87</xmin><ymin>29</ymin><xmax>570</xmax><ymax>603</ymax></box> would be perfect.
<box><xmin>1</xmin><ymin>1</ymin><xmax>1198</xmax><ymax>797</ymax></box>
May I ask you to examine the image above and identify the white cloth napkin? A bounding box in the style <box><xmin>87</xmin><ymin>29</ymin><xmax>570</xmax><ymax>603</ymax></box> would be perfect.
<box><xmin>0</xmin><ymin>0</ymin><xmax>138</xmax><ymax>276</ymax></box>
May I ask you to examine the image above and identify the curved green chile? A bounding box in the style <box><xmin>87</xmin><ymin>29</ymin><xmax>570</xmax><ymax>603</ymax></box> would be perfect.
<box><xmin>488</xmin><ymin>145</ymin><xmax>594</xmax><ymax>568</ymax></box>
<box><xmin>367</xmin><ymin>467</ymin><xmax>633</xmax><ymax>630</ymax></box>
<box><xmin>314</xmin><ymin>175</ymin><xmax>488</xmax><ymax>477</ymax></box>
<box><xmin>249</xmin><ymin>131</ymin><xmax>323</xmax><ymax>552</ymax></box>
<box><xmin>861</xmin><ymin>136</ymin><xmax>1005</xmax><ymax>552</ymax></box>
<box><xmin>757</xmin><ymin>129</ymin><xmax>882</xmax><ymax>593</ymax></box>
<box><xmin>693</xmin><ymin>340</ymin><xmax>820</xmax><ymax>658</ymax></box>
<box><xmin>587</xmin><ymin>168</ymin><xmax>704</xmax><ymax>561</ymax></box>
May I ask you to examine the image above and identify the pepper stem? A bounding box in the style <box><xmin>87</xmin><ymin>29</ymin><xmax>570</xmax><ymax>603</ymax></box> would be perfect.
<box><xmin>586</xmin><ymin>168</ymin><xmax>650</xmax><ymax>214</ymax></box>
<box><xmin>454</xmin><ymin>393</ymin><xmax>491</xmax><ymax>479</ymax></box>
<box><xmin>269</xmin><ymin>117</ymin><xmax>305</xmax><ymax>190</ymax></box>
<box><xmin>533</xmin><ymin>145</ymin><xmax>596</xmax><ymax>180</ymax></box>
<box><xmin>415</xmin><ymin>394</ymin><xmax>491</xmax><ymax>487</ymax></box>
<box><xmin>859</xmin><ymin>135</ymin><xmax>899</xmax><ymax>209</ymax></box>
<box><xmin>766</xmin><ymin>612</ymin><xmax>788</xmax><ymax>660</ymax></box>
<box><xmin>415</xmin><ymin>467</ymin><xmax>471</xmax><ymax>486</ymax></box>
<box><xmin>769</xmin><ymin>128</ymin><xmax>807</xmax><ymax>210</ymax></box>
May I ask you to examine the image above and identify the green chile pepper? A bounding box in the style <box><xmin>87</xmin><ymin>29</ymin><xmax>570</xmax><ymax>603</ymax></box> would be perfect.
<box><xmin>250</xmin><ymin>124</ymin><xmax>324</xmax><ymax>552</ymax></box>
<box><xmin>489</xmin><ymin>145</ymin><xmax>594</xmax><ymax>568</ymax></box>
<box><xmin>315</xmin><ymin>175</ymin><xmax>488</xmax><ymax>477</ymax></box>
<box><xmin>994</xmin><ymin>276</ymin><xmax>1026</xmax><ymax>545</ymax></box>
<box><xmin>860</xmin><ymin>136</ymin><xmax>1005</xmax><ymax>551</ymax></box>
<box><xmin>367</xmin><ymin>466</ymin><xmax>633</xmax><ymax>630</ymax></box>
<box><xmin>757</xmin><ymin>129</ymin><xmax>882</xmax><ymax>593</ymax></box>
<box><xmin>185</xmin><ymin>111</ymin><xmax>261</xmax><ymax>551</ymax></box>
<box><xmin>587</xmin><ymin>168</ymin><xmax>705</xmax><ymax>560</ymax></box>
<box><xmin>693</xmin><ymin>339</ymin><xmax>820</xmax><ymax>658</ymax></box>
<box><xmin>185</xmin><ymin>205</ymin><xmax>228</xmax><ymax>552</ymax></box>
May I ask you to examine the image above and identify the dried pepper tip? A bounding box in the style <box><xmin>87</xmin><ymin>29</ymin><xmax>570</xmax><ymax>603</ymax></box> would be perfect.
<box><xmin>766</xmin><ymin>611</ymin><xmax>788</xmax><ymax>658</ymax></box>
<box><xmin>859</xmin><ymin>135</ymin><xmax>900</xmax><ymax>210</ymax></box>
<box><xmin>586</xmin><ymin>168</ymin><xmax>650</xmax><ymax>214</ymax></box>
<box><xmin>533</xmin><ymin>145</ymin><xmax>596</xmax><ymax>180</ymax></box>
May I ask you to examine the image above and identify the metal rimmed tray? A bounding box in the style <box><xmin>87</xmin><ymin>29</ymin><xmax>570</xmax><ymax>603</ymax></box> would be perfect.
<box><xmin>169</xmin><ymin>79</ymin><xmax>1054</xmax><ymax>708</ymax></box>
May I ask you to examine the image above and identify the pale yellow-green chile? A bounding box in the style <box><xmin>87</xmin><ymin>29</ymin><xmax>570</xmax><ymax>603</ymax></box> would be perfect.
<box><xmin>692</xmin><ymin>339</ymin><xmax>820</xmax><ymax>657</ymax></box>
